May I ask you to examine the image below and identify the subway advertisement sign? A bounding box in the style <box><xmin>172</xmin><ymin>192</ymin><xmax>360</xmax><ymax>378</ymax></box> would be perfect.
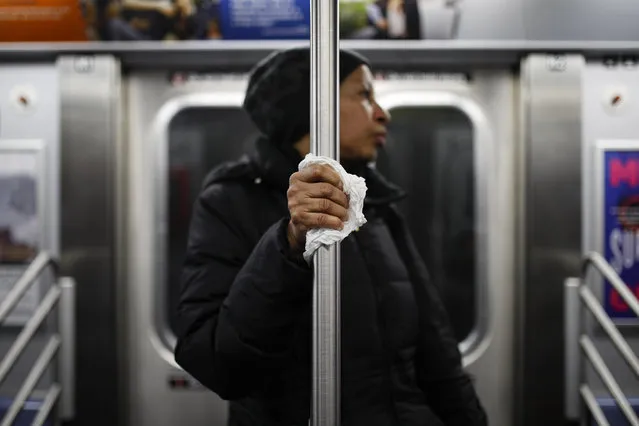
<box><xmin>219</xmin><ymin>0</ymin><xmax>310</xmax><ymax>39</ymax></box>
<box><xmin>604</xmin><ymin>149</ymin><xmax>639</xmax><ymax>320</ymax></box>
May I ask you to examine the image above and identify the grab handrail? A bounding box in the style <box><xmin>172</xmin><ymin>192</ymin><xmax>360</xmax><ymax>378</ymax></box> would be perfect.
<box><xmin>0</xmin><ymin>252</ymin><xmax>58</xmax><ymax>324</ymax></box>
<box><xmin>0</xmin><ymin>251</ymin><xmax>75</xmax><ymax>425</ymax></box>
<box><xmin>582</xmin><ymin>252</ymin><xmax>639</xmax><ymax>318</ymax></box>
<box><xmin>579</xmin><ymin>285</ymin><xmax>639</xmax><ymax>378</ymax></box>
<box><xmin>565</xmin><ymin>251</ymin><xmax>639</xmax><ymax>425</ymax></box>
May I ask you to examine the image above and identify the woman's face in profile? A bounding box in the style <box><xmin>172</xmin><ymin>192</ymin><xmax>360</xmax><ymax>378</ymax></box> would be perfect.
<box><xmin>338</xmin><ymin>65</ymin><xmax>390</xmax><ymax>162</ymax></box>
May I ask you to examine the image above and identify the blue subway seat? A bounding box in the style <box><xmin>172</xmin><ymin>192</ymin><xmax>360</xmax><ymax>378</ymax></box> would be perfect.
<box><xmin>595</xmin><ymin>398</ymin><xmax>639</xmax><ymax>425</ymax></box>
<box><xmin>0</xmin><ymin>396</ymin><xmax>52</xmax><ymax>426</ymax></box>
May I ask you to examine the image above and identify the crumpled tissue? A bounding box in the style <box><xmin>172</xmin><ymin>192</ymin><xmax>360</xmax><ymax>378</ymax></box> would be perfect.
<box><xmin>298</xmin><ymin>154</ymin><xmax>368</xmax><ymax>263</ymax></box>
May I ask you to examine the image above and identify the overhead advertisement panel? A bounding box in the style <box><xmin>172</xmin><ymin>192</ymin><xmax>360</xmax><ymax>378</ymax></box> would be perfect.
<box><xmin>0</xmin><ymin>0</ymin><xmax>89</xmax><ymax>41</ymax></box>
<box><xmin>0</xmin><ymin>0</ymin><xmax>484</xmax><ymax>42</ymax></box>
<box><xmin>1</xmin><ymin>0</ymin><xmax>639</xmax><ymax>43</ymax></box>
<box><xmin>218</xmin><ymin>0</ymin><xmax>310</xmax><ymax>40</ymax></box>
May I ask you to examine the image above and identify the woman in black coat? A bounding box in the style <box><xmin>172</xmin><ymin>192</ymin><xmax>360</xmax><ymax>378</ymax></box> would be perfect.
<box><xmin>173</xmin><ymin>47</ymin><xmax>487</xmax><ymax>426</ymax></box>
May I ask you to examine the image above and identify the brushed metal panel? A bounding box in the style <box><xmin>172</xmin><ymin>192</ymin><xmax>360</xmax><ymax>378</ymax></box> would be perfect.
<box><xmin>519</xmin><ymin>54</ymin><xmax>584</xmax><ymax>426</ymax></box>
<box><xmin>464</xmin><ymin>72</ymin><xmax>518</xmax><ymax>426</ymax></box>
<box><xmin>58</xmin><ymin>55</ymin><xmax>122</xmax><ymax>426</ymax></box>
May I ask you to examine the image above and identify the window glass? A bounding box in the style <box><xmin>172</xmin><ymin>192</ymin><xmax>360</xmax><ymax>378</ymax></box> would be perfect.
<box><xmin>165</xmin><ymin>105</ymin><xmax>476</xmax><ymax>344</ymax></box>
<box><xmin>376</xmin><ymin>106</ymin><xmax>475</xmax><ymax>343</ymax></box>
<box><xmin>166</xmin><ymin>107</ymin><xmax>260</xmax><ymax>335</ymax></box>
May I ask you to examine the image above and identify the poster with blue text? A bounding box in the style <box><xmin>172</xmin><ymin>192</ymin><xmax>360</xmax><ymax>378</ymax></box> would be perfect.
<box><xmin>604</xmin><ymin>149</ymin><xmax>639</xmax><ymax>320</ymax></box>
<box><xmin>219</xmin><ymin>0</ymin><xmax>310</xmax><ymax>39</ymax></box>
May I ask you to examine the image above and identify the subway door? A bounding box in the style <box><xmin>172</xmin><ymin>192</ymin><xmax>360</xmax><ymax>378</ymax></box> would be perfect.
<box><xmin>125</xmin><ymin>72</ymin><xmax>255</xmax><ymax>426</ymax></box>
<box><xmin>373</xmin><ymin>72</ymin><xmax>517</xmax><ymax>426</ymax></box>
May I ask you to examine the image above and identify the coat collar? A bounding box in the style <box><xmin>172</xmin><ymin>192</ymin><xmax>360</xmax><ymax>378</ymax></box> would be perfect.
<box><xmin>248</xmin><ymin>136</ymin><xmax>406</xmax><ymax>206</ymax></box>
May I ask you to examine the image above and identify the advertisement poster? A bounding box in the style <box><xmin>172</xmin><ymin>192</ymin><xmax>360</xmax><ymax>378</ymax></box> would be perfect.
<box><xmin>0</xmin><ymin>0</ymin><xmax>462</xmax><ymax>42</ymax></box>
<box><xmin>219</xmin><ymin>0</ymin><xmax>309</xmax><ymax>39</ymax></box>
<box><xmin>0</xmin><ymin>0</ymin><xmax>88</xmax><ymax>42</ymax></box>
<box><xmin>0</xmin><ymin>0</ymin><xmax>222</xmax><ymax>42</ymax></box>
<box><xmin>0</xmin><ymin>150</ymin><xmax>40</xmax><ymax>326</ymax></box>
<box><xmin>341</xmin><ymin>0</ymin><xmax>461</xmax><ymax>40</ymax></box>
<box><xmin>603</xmin><ymin>149</ymin><xmax>639</xmax><ymax>320</ymax></box>
<box><xmin>3</xmin><ymin>0</ymin><xmax>639</xmax><ymax>43</ymax></box>
<box><xmin>90</xmin><ymin>0</ymin><xmax>223</xmax><ymax>41</ymax></box>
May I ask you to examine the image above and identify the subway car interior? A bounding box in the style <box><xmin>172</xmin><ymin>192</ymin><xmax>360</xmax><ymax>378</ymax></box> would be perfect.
<box><xmin>2</xmin><ymin>10</ymin><xmax>639</xmax><ymax>426</ymax></box>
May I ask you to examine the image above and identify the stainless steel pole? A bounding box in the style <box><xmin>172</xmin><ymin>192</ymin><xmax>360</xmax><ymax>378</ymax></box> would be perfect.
<box><xmin>310</xmin><ymin>1</ymin><xmax>340</xmax><ymax>425</ymax></box>
<box><xmin>563</xmin><ymin>278</ymin><xmax>580</xmax><ymax>421</ymax></box>
<box><xmin>59</xmin><ymin>277</ymin><xmax>76</xmax><ymax>420</ymax></box>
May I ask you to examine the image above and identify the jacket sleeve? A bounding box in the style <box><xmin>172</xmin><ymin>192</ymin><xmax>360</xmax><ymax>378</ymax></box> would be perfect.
<box><xmin>173</xmin><ymin>184</ymin><xmax>313</xmax><ymax>400</ymax></box>
<box><xmin>386</xmin><ymin>206</ymin><xmax>488</xmax><ymax>426</ymax></box>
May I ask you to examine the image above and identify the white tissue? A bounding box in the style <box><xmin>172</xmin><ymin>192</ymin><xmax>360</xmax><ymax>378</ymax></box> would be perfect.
<box><xmin>298</xmin><ymin>154</ymin><xmax>368</xmax><ymax>262</ymax></box>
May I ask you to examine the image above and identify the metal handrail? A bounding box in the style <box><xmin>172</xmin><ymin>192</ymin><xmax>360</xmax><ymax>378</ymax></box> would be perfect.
<box><xmin>583</xmin><ymin>252</ymin><xmax>639</xmax><ymax>318</ymax></box>
<box><xmin>0</xmin><ymin>285</ymin><xmax>61</xmax><ymax>384</ymax></box>
<box><xmin>579</xmin><ymin>285</ymin><xmax>639</xmax><ymax>379</ymax></box>
<box><xmin>564</xmin><ymin>251</ymin><xmax>639</xmax><ymax>425</ymax></box>
<box><xmin>581</xmin><ymin>336</ymin><xmax>639</xmax><ymax>426</ymax></box>
<box><xmin>0</xmin><ymin>252</ymin><xmax>58</xmax><ymax>324</ymax></box>
<box><xmin>0</xmin><ymin>251</ymin><xmax>75</xmax><ymax>426</ymax></box>
<box><xmin>581</xmin><ymin>385</ymin><xmax>610</xmax><ymax>426</ymax></box>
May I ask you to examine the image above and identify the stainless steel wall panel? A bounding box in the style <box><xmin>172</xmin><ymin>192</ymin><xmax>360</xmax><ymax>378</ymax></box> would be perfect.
<box><xmin>518</xmin><ymin>54</ymin><xmax>584</xmax><ymax>426</ymax></box>
<box><xmin>58</xmin><ymin>55</ymin><xmax>122</xmax><ymax>426</ymax></box>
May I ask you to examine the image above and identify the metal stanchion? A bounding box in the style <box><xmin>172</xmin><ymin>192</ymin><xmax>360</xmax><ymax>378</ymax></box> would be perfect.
<box><xmin>564</xmin><ymin>277</ymin><xmax>581</xmax><ymax>420</ymax></box>
<box><xmin>310</xmin><ymin>1</ymin><xmax>340</xmax><ymax>425</ymax></box>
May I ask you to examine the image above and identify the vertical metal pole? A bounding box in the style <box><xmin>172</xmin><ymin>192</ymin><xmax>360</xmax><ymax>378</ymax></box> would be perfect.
<box><xmin>579</xmin><ymin>274</ymin><xmax>589</xmax><ymax>426</ymax></box>
<box><xmin>564</xmin><ymin>277</ymin><xmax>581</xmax><ymax>421</ymax></box>
<box><xmin>310</xmin><ymin>1</ymin><xmax>340</xmax><ymax>426</ymax></box>
<box><xmin>58</xmin><ymin>277</ymin><xmax>76</xmax><ymax>420</ymax></box>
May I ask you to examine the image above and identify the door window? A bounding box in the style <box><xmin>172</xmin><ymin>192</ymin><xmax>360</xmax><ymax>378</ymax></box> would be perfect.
<box><xmin>376</xmin><ymin>106</ymin><xmax>476</xmax><ymax>343</ymax></box>
<box><xmin>166</xmin><ymin>107</ymin><xmax>260</xmax><ymax>336</ymax></box>
<box><xmin>164</xmin><ymin>104</ymin><xmax>477</xmax><ymax>345</ymax></box>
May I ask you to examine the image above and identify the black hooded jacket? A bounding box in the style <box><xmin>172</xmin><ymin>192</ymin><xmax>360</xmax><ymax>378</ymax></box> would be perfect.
<box><xmin>174</xmin><ymin>137</ymin><xmax>488</xmax><ymax>426</ymax></box>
